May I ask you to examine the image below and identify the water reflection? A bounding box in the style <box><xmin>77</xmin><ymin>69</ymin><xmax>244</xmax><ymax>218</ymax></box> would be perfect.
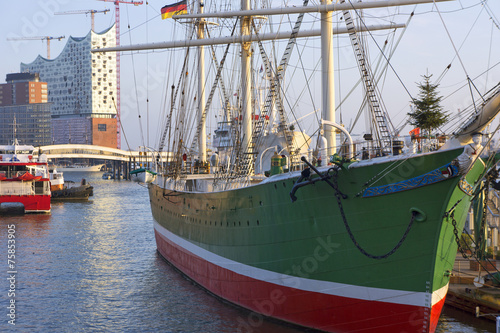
<box><xmin>436</xmin><ymin>306</ymin><xmax>496</xmax><ymax>333</ymax></box>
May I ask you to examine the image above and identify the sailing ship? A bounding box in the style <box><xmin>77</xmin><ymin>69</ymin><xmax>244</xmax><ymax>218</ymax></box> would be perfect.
<box><xmin>94</xmin><ymin>0</ymin><xmax>500</xmax><ymax>332</ymax></box>
<box><xmin>0</xmin><ymin>140</ymin><xmax>51</xmax><ymax>213</ymax></box>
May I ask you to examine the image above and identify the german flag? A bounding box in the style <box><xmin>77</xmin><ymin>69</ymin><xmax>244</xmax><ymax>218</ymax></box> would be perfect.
<box><xmin>161</xmin><ymin>0</ymin><xmax>187</xmax><ymax>19</ymax></box>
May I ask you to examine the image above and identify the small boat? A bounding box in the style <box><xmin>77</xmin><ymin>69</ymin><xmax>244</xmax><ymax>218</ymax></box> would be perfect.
<box><xmin>49</xmin><ymin>168</ymin><xmax>65</xmax><ymax>191</ymax></box>
<box><xmin>130</xmin><ymin>167</ymin><xmax>157</xmax><ymax>183</ymax></box>
<box><xmin>51</xmin><ymin>179</ymin><xmax>93</xmax><ymax>200</ymax></box>
<box><xmin>102</xmin><ymin>172</ymin><xmax>123</xmax><ymax>180</ymax></box>
<box><xmin>102</xmin><ymin>172</ymin><xmax>113</xmax><ymax>180</ymax></box>
<box><xmin>0</xmin><ymin>140</ymin><xmax>51</xmax><ymax>213</ymax></box>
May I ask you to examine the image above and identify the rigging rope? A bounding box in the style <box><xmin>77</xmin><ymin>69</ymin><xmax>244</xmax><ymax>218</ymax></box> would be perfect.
<box><xmin>126</xmin><ymin>6</ymin><xmax>146</xmax><ymax>148</ymax></box>
<box><xmin>344</xmin><ymin>0</ymin><xmax>415</xmax><ymax>103</ymax></box>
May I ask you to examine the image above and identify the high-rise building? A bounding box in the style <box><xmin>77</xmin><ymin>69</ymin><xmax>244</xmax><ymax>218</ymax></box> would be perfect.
<box><xmin>20</xmin><ymin>25</ymin><xmax>118</xmax><ymax>148</ymax></box>
<box><xmin>0</xmin><ymin>73</ymin><xmax>51</xmax><ymax>146</ymax></box>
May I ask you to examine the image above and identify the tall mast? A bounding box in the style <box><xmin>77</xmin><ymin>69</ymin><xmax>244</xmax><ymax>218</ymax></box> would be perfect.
<box><xmin>321</xmin><ymin>0</ymin><xmax>336</xmax><ymax>156</ymax></box>
<box><xmin>241</xmin><ymin>0</ymin><xmax>253</xmax><ymax>167</ymax></box>
<box><xmin>198</xmin><ymin>0</ymin><xmax>207</xmax><ymax>162</ymax></box>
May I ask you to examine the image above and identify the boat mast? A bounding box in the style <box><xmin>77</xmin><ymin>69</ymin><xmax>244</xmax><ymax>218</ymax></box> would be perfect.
<box><xmin>241</xmin><ymin>0</ymin><xmax>253</xmax><ymax>170</ymax></box>
<box><xmin>198</xmin><ymin>0</ymin><xmax>207</xmax><ymax>162</ymax></box>
<box><xmin>321</xmin><ymin>0</ymin><xmax>336</xmax><ymax>156</ymax></box>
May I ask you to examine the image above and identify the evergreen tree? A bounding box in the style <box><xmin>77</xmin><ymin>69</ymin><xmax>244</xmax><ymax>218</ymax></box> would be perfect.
<box><xmin>407</xmin><ymin>74</ymin><xmax>448</xmax><ymax>137</ymax></box>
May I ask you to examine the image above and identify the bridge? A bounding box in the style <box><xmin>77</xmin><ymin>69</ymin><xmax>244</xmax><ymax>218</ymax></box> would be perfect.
<box><xmin>38</xmin><ymin>144</ymin><xmax>171</xmax><ymax>162</ymax></box>
<box><xmin>37</xmin><ymin>144</ymin><xmax>171</xmax><ymax>179</ymax></box>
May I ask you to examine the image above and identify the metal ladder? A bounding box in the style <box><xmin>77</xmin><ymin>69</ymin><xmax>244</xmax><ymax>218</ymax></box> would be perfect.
<box><xmin>237</xmin><ymin>0</ymin><xmax>309</xmax><ymax>177</ymax></box>
<box><xmin>340</xmin><ymin>0</ymin><xmax>394</xmax><ymax>152</ymax></box>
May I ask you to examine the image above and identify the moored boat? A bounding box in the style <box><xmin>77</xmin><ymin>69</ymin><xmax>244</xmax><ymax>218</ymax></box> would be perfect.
<box><xmin>49</xmin><ymin>167</ymin><xmax>65</xmax><ymax>191</ymax></box>
<box><xmin>56</xmin><ymin>163</ymin><xmax>105</xmax><ymax>172</ymax></box>
<box><xmin>51</xmin><ymin>178</ymin><xmax>94</xmax><ymax>200</ymax></box>
<box><xmin>130</xmin><ymin>167</ymin><xmax>157</xmax><ymax>183</ymax></box>
<box><xmin>0</xmin><ymin>140</ymin><xmax>51</xmax><ymax>213</ymax></box>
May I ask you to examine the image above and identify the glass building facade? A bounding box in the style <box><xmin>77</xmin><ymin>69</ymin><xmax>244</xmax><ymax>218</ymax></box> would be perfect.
<box><xmin>0</xmin><ymin>103</ymin><xmax>51</xmax><ymax>146</ymax></box>
<box><xmin>20</xmin><ymin>25</ymin><xmax>118</xmax><ymax>148</ymax></box>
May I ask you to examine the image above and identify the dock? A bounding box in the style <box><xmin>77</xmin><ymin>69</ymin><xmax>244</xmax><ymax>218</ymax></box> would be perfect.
<box><xmin>447</xmin><ymin>256</ymin><xmax>500</xmax><ymax>320</ymax></box>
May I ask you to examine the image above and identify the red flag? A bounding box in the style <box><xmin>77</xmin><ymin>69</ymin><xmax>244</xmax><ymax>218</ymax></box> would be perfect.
<box><xmin>409</xmin><ymin>127</ymin><xmax>420</xmax><ymax>137</ymax></box>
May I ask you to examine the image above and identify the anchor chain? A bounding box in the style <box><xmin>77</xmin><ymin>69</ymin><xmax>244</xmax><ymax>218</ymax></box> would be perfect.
<box><xmin>330</xmin><ymin>159</ymin><xmax>416</xmax><ymax>260</ymax></box>
<box><xmin>447</xmin><ymin>181</ymin><xmax>489</xmax><ymax>259</ymax></box>
<box><xmin>449</xmin><ymin>210</ymin><xmax>469</xmax><ymax>259</ymax></box>
<box><xmin>291</xmin><ymin>157</ymin><xmax>416</xmax><ymax>259</ymax></box>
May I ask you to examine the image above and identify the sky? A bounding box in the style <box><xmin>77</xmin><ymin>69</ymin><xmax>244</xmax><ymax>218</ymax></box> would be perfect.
<box><xmin>0</xmin><ymin>0</ymin><xmax>499</xmax><ymax>151</ymax></box>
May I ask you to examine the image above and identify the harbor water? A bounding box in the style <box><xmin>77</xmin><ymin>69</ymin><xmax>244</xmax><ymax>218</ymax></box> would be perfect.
<box><xmin>1</xmin><ymin>172</ymin><xmax>496</xmax><ymax>332</ymax></box>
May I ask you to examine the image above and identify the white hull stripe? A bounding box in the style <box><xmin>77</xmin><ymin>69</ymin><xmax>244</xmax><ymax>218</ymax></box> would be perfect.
<box><xmin>155</xmin><ymin>220</ymin><xmax>446</xmax><ymax>308</ymax></box>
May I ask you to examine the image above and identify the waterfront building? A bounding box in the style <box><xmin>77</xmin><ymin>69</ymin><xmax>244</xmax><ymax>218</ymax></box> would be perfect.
<box><xmin>20</xmin><ymin>25</ymin><xmax>118</xmax><ymax>149</ymax></box>
<box><xmin>0</xmin><ymin>73</ymin><xmax>51</xmax><ymax>146</ymax></box>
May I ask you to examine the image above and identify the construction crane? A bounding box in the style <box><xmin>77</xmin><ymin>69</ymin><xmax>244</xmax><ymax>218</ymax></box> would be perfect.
<box><xmin>97</xmin><ymin>0</ymin><xmax>144</xmax><ymax>149</ymax></box>
<box><xmin>99</xmin><ymin>0</ymin><xmax>143</xmax><ymax>149</ymax></box>
<box><xmin>6</xmin><ymin>36</ymin><xmax>65</xmax><ymax>59</ymax></box>
<box><xmin>54</xmin><ymin>9</ymin><xmax>110</xmax><ymax>31</ymax></box>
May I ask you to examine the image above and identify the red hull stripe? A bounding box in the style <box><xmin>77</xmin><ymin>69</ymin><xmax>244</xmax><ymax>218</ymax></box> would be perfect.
<box><xmin>0</xmin><ymin>195</ymin><xmax>50</xmax><ymax>212</ymax></box>
<box><xmin>154</xmin><ymin>224</ymin><xmax>446</xmax><ymax>332</ymax></box>
<box><xmin>154</xmin><ymin>221</ymin><xmax>442</xmax><ymax>308</ymax></box>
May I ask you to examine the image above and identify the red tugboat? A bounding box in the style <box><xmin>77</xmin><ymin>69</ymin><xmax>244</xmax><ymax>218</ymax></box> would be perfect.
<box><xmin>0</xmin><ymin>140</ymin><xmax>51</xmax><ymax>213</ymax></box>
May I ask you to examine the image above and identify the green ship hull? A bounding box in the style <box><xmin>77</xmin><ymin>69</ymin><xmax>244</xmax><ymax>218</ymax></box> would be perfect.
<box><xmin>149</xmin><ymin>147</ymin><xmax>487</xmax><ymax>332</ymax></box>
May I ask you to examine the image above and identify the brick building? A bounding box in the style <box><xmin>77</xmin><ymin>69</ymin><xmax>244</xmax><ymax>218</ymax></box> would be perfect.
<box><xmin>0</xmin><ymin>73</ymin><xmax>51</xmax><ymax>146</ymax></box>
